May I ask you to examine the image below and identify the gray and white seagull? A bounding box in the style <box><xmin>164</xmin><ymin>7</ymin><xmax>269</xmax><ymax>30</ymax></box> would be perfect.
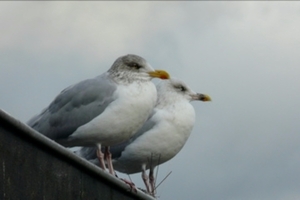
<box><xmin>27</xmin><ymin>54</ymin><xmax>170</xmax><ymax>174</ymax></box>
<box><xmin>76</xmin><ymin>77</ymin><xmax>211</xmax><ymax>194</ymax></box>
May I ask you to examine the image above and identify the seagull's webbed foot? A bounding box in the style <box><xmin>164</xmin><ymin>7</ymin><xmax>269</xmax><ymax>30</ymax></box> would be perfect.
<box><xmin>120</xmin><ymin>178</ymin><xmax>138</xmax><ymax>193</ymax></box>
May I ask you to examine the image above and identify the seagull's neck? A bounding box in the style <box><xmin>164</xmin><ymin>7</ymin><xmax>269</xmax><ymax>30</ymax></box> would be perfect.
<box><xmin>156</xmin><ymin>95</ymin><xmax>183</xmax><ymax>109</ymax></box>
<box><xmin>109</xmin><ymin>71</ymin><xmax>151</xmax><ymax>84</ymax></box>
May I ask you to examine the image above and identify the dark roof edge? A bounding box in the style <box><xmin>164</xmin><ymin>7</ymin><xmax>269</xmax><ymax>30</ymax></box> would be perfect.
<box><xmin>0</xmin><ymin>109</ymin><xmax>155</xmax><ymax>200</ymax></box>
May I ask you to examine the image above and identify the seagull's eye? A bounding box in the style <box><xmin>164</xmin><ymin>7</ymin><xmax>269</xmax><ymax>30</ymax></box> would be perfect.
<box><xmin>180</xmin><ymin>86</ymin><xmax>186</xmax><ymax>91</ymax></box>
<box><xmin>128</xmin><ymin>62</ymin><xmax>142</xmax><ymax>69</ymax></box>
<box><xmin>176</xmin><ymin>85</ymin><xmax>186</xmax><ymax>92</ymax></box>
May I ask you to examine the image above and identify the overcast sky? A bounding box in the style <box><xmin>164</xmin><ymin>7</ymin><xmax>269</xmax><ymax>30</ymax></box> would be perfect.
<box><xmin>1</xmin><ymin>2</ymin><xmax>300</xmax><ymax>200</ymax></box>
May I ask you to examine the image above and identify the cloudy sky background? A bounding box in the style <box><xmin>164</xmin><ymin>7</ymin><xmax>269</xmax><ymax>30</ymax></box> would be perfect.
<box><xmin>1</xmin><ymin>2</ymin><xmax>300</xmax><ymax>200</ymax></box>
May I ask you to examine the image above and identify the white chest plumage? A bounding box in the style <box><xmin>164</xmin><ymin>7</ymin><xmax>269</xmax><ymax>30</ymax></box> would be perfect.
<box><xmin>118</xmin><ymin>101</ymin><xmax>196</xmax><ymax>171</ymax></box>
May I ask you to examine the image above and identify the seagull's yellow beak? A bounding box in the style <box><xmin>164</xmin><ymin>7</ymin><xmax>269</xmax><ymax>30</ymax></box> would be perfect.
<box><xmin>148</xmin><ymin>70</ymin><xmax>170</xmax><ymax>80</ymax></box>
<box><xmin>199</xmin><ymin>94</ymin><xmax>212</xmax><ymax>102</ymax></box>
<box><xmin>192</xmin><ymin>93</ymin><xmax>212</xmax><ymax>101</ymax></box>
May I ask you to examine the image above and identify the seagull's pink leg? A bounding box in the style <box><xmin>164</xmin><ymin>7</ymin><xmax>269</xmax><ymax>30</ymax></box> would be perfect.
<box><xmin>149</xmin><ymin>167</ymin><xmax>156</xmax><ymax>195</ymax></box>
<box><xmin>104</xmin><ymin>146</ymin><xmax>115</xmax><ymax>175</ymax></box>
<box><xmin>96</xmin><ymin>144</ymin><xmax>107</xmax><ymax>171</ymax></box>
<box><xmin>141</xmin><ymin>164</ymin><xmax>151</xmax><ymax>194</ymax></box>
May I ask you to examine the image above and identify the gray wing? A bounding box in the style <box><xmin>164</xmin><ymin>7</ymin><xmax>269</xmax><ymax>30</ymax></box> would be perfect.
<box><xmin>76</xmin><ymin>111</ymin><xmax>157</xmax><ymax>161</ymax></box>
<box><xmin>27</xmin><ymin>73</ymin><xmax>117</xmax><ymax>140</ymax></box>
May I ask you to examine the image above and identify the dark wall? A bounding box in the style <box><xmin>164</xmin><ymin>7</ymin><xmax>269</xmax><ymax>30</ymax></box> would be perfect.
<box><xmin>0</xmin><ymin>110</ymin><xmax>153</xmax><ymax>200</ymax></box>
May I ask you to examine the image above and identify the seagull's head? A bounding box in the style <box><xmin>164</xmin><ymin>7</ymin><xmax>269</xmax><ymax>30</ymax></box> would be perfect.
<box><xmin>109</xmin><ymin>54</ymin><xmax>170</xmax><ymax>82</ymax></box>
<box><xmin>157</xmin><ymin>78</ymin><xmax>211</xmax><ymax>104</ymax></box>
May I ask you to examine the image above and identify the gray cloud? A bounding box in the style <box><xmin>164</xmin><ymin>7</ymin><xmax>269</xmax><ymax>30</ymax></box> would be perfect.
<box><xmin>1</xmin><ymin>2</ymin><xmax>300</xmax><ymax>200</ymax></box>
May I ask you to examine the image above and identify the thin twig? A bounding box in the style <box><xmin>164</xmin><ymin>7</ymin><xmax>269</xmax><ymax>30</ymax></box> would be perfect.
<box><xmin>154</xmin><ymin>154</ymin><xmax>161</xmax><ymax>187</ymax></box>
<box><xmin>155</xmin><ymin>171</ymin><xmax>172</xmax><ymax>190</ymax></box>
<box><xmin>127</xmin><ymin>174</ymin><xmax>133</xmax><ymax>183</ymax></box>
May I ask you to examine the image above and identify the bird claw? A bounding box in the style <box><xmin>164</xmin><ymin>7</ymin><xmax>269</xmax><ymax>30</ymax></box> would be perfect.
<box><xmin>121</xmin><ymin>178</ymin><xmax>138</xmax><ymax>193</ymax></box>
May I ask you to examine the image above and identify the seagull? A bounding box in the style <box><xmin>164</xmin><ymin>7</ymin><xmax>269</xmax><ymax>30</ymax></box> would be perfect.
<box><xmin>27</xmin><ymin>54</ymin><xmax>170</xmax><ymax>175</ymax></box>
<box><xmin>75</xmin><ymin>77</ymin><xmax>211</xmax><ymax>194</ymax></box>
